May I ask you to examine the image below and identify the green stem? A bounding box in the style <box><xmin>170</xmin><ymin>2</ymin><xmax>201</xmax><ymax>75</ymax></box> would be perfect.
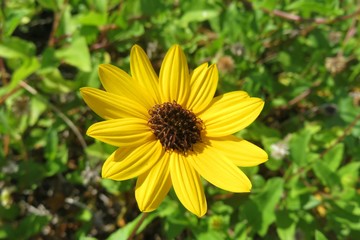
<box><xmin>128</xmin><ymin>212</ymin><xmax>149</xmax><ymax>240</ymax></box>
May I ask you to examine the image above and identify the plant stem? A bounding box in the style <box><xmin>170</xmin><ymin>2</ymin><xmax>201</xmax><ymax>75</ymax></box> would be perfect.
<box><xmin>128</xmin><ymin>212</ymin><xmax>149</xmax><ymax>240</ymax></box>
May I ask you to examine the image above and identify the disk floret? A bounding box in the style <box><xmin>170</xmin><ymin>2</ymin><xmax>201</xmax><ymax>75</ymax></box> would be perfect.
<box><xmin>148</xmin><ymin>101</ymin><xmax>203</xmax><ymax>153</ymax></box>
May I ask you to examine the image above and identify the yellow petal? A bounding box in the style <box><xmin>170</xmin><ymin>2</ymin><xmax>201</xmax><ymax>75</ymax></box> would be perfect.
<box><xmin>170</xmin><ymin>153</ymin><xmax>207</xmax><ymax>217</ymax></box>
<box><xmin>130</xmin><ymin>45</ymin><xmax>161</xmax><ymax>105</ymax></box>
<box><xmin>80</xmin><ymin>87</ymin><xmax>149</xmax><ymax>120</ymax></box>
<box><xmin>87</xmin><ymin>118</ymin><xmax>153</xmax><ymax>147</ymax></box>
<box><xmin>98</xmin><ymin>64</ymin><xmax>154</xmax><ymax>109</ymax></box>
<box><xmin>209</xmin><ymin>136</ymin><xmax>268</xmax><ymax>166</ymax></box>
<box><xmin>187</xmin><ymin>63</ymin><xmax>218</xmax><ymax>114</ymax></box>
<box><xmin>135</xmin><ymin>153</ymin><xmax>171</xmax><ymax>212</ymax></box>
<box><xmin>189</xmin><ymin>143</ymin><xmax>252</xmax><ymax>192</ymax></box>
<box><xmin>200</xmin><ymin>91</ymin><xmax>264</xmax><ymax>137</ymax></box>
<box><xmin>102</xmin><ymin>140</ymin><xmax>164</xmax><ymax>180</ymax></box>
<box><xmin>159</xmin><ymin>45</ymin><xmax>190</xmax><ymax>105</ymax></box>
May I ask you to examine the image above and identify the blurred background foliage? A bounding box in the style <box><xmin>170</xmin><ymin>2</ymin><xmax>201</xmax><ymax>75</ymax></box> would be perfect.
<box><xmin>0</xmin><ymin>0</ymin><xmax>360</xmax><ymax>239</ymax></box>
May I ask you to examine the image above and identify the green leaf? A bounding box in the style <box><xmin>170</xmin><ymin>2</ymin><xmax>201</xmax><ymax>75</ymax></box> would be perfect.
<box><xmin>243</xmin><ymin>178</ymin><xmax>284</xmax><ymax>236</ymax></box>
<box><xmin>11</xmin><ymin>56</ymin><xmax>40</xmax><ymax>83</ymax></box>
<box><xmin>75</xmin><ymin>65</ymin><xmax>101</xmax><ymax>88</ymax></box>
<box><xmin>29</xmin><ymin>96</ymin><xmax>47</xmax><ymax>126</ymax></box>
<box><xmin>0</xmin><ymin>37</ymin><xmax>36</xmax><ymax>59</ymax></box>
<box><xmin>179</xmin><ymin>9</ymin><xmax>219</xmax><ymax>27</ymax></box>
<box><xmin>55</xmin><ymin>37</ymin><xmax>92</xmax><ymax>72</ymax></box>
<box><xmin>210</xmin><ymin>201</ymin><xmax>233</xmax><ymax>215</ymax></box>
<box><xmin>16</xmin><ymin>161</ymin><xmax>46</xmax><ymax>189</ymax></box>
<box><xmin>92</xmin><ymin>0</ymin><xmax>108</xmax><ymax>12</ymax></box>
<box><xmin>303</xmin><ymin>195</ymin><xmax>321</xmax><ymax>210</ymax></box>
<box><xmin>76</xmin><ymin>11</ymin><xmax>107</xmax><ymax>26</ymax></box>
<box><xmin>0</xmin><ymin>213</ymin><xmax>49</xmax><ymax>238</ymax></box>
<box><xmin>3</xmin><ymin>8</ymin><xmax>32</xmax><ymax>37</ymax></box>
<box><xmin>0</xmin><ymin>224</ymin><xmax>12</xmax><ymax>239</ymax></box>
<box><xmin>197</xmin><ymin>231</ymin><xmax>225</xmax><ymax>240</ymax></box>
<box><xmin>338</xmin><ymin>98</ymin><xmax>360</xmax><ymax>137</ymax></box>
<box><xmin>287</xmin><ymin>0</ymin><xmax>341</xmax><ymax>16</ymax></box>
<box><xmin>315</xmin><ymin>230</ymin><xmax>328</xmax><ymax>240</ymax></box>
<box><xmin>253</xmin><ymin>0</ymin><xmax>279</xmax><ymax>10</ymax></box>
<box><xmin>0</xmin><ymin>204</ymin><xmax>20</xmax><ymax>221</ymax></box>
<box><xmin>77</xmin><ymin>209</ymin><xmax>92</xmax><ymax>222</ymax></box>
<box><xmin>140</xmin><ymin>0</ymin><xmax>168</xmax><ymax>16</ymax></box>
<box><xmin>276</xmin><ymin>210</ymin><xmax>297</xmax><ymax>240</ymax></box>
<box><xmin>101</xmin><ymin>178</ymin><xmax>133</xmax><ymax>194</ymax></box>
<box><xmin>322</xmin><ymin>143</ymin><xmax>344</xmax><ymax>171</ymax></box>
<box><xmin>57</xmin><ymin>5</ymin><xmax>76</xmax><ymax>36</ymax></box>
<box><xmin>45</xmin><ymin>127</ymin><xmax>58</xmax><ymax>162</ymax></box>
<box><xmin>327</xmin><ymin>200</ymin><xmax>360</xmax><ymax>233</ymax></box>
<box><xmin>338</xmin><ymin>97</ymin><xmax>360</xmax><ymax>124</ymax></box>
<box><xmin>313</xmin><ymin>161</ymin><xmax>341</xmax><ymax>189</ymax></box>
<box><xmin>38</xmin><ymin>68</ymin><xmax>76</xmax><ymax>93</ymax></box>
<box><xmin>109</xmin><ymin>21</ymin><xmax>145</xmax><ymax>43</ymax></box>
<box><xmin>36</xmin><ymin>0</ymin><xmax>62</xmax><ymax>10</ymax></box>
<box><xmin>289</xmin><ymin>129</ymin><xmax>312</xmax><ymax>166</ymax></box>
<box><xmin>107</xmin><ymin>212</ymin><xmax>159</xmax><ymax>240</ymax></box>
<box><xmin>45</xmin><ymin>130</ymin><xmax>68</xmax><ymax>176</ymax></box>
<box><xmin>0</xmin><ymin>57</ymin><xmax>40</xmax><ymax>97</ymax></box>
<box><xmin>41</xmin><ymin>47</ymin><xmax>60</xmax><ymax>70</ymax></box>
<box><xmin>85</xmin><ymin>142</ymin><xmax>116</xmax><ymax>160</ymax></box>
<box><xmin>162</xmin><ymin>200</ymin><xmax>198</xmax><ymax>239</ymax></box>
<box><xmin>338</xmin><ymin>162</ymin><xmax>360</xmax><ymax>188</ymax></box>
<box><xmin>14</xmin><ymin>215</ymin><xmax>50</xmax><ymax>239</ymax></box>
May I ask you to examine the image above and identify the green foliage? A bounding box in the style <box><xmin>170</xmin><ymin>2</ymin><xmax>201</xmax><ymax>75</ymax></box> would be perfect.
<box><xmin>1</xmin><ymin>0</ymin><xmax>360</xmax><ymax>239</ymax></box>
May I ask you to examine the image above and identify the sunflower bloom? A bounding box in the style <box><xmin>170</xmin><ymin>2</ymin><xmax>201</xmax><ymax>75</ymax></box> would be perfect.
<box><xmin>81</xmin><ymin>45</ymin><xmax>268</xmax><ymax>217</ymax></box>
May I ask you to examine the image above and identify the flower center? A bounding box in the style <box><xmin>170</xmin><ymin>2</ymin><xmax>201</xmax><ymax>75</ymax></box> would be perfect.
<box><xmin>148</xmin><ymin>101</ymin><xmax>204</xmax><ymax>154</ymax></box>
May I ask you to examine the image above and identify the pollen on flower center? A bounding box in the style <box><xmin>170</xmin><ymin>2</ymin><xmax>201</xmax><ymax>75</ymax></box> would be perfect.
<box><xmin>148</xmin><ymin>101</ymin><xmax>204</xmax><ymax>154</ymax></box>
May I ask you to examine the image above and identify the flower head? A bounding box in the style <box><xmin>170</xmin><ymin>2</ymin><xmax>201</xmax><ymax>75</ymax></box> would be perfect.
<box><xmin>81</xmin><ymin>45</ymin><xmax>268</xmax><ymax>217</ymax></box>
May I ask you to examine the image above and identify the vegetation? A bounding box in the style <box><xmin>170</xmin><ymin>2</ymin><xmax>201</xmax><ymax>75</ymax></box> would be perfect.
<box><xmin>0</xmin><ymin>0</ymin><xmax>359</xmax><ymax>239</ymax></box>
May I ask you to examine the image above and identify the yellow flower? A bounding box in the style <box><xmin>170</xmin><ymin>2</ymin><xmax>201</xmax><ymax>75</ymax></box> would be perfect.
<box><xmin>81</xmin><ymin>45</ymin><xmax>268</xmax><ymax>217</ymax></box>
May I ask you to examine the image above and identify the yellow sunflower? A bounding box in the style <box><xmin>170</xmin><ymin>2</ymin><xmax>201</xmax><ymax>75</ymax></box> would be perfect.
<box><xmin>81</xmin><ymin>45</ymin><xmax>268</xmax><ymax>217</ymax></box>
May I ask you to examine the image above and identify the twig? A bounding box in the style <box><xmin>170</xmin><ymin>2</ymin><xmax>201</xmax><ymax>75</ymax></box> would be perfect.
<box><xmin>320</xmin><ymin>112</ymin><xmax>360</xmax><ymax>158</ymax></box>
<box><xmin>90</xmin><ymin>24</ymin><xmax>118</xmax><ymax>51</ymax></box>
<box><xmin>262</xmin><ymin>7</ymin><xmax>360</xmax><ymax>25</ymax></box>
<box><xmin>279</xmin><ymin>81</ymin><xmax>321</xmax><ymax>110</ymax></box>
<box><xmin>19</xmin><ymin>81</ymin><xmax>88</xmax><ymax>150</ymax></box>
<box><xmin>288</xmin><ymin>89</ymin><xmax>312</xmax><ymax>107</ymax></box>
<box><xmin>127</xmin><ymin>213</ymin><xmax>148</xmax><ymax>240</ymax></box>
<box><xmin>0</xmin><ymin>58</ymin><xmax>8</xmax><ymax>85</ymax></box>
<box><xmin>47</xmin><ymin>1</ymin><xmax>68</xmax><ymax>47</ymax></box>
<box><xmin>330</xmin><ymin>8</ymin><xmax>360</xmax><ymax>24</ymax></box>
<box><xmin>342</xmin><ymin>17</ymin><xmax>358</xmax><ymax>46</ymax></box>
<box><xmin>262</xmin><ymin>8</ymin><xmax>302</xmax><ymax>22</ymax></box>
<box><xmin>261</xmin><ymin>7</ymin><xmax>360</xmax><ymax>49</ymax></box>
<box><xmin>0</xmin><ymin>85</ymin><xmax>22</xmax><ymax>105</ymax></box>
<box><xmin>48</xmin><ymin>12</ymin><xmax>61</xmax><ymax>47</ymax></box>
<box><xmin>285</xmin><ymin>112</ymin><xmax>360</xmax><ymax>181</ymax></box>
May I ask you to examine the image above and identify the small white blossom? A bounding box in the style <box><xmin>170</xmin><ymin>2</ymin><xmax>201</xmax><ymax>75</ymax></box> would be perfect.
<box><xmin>270</xmin><ymin>140</ymin><xmax>289</xmax><ymax>160</ymax></box>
